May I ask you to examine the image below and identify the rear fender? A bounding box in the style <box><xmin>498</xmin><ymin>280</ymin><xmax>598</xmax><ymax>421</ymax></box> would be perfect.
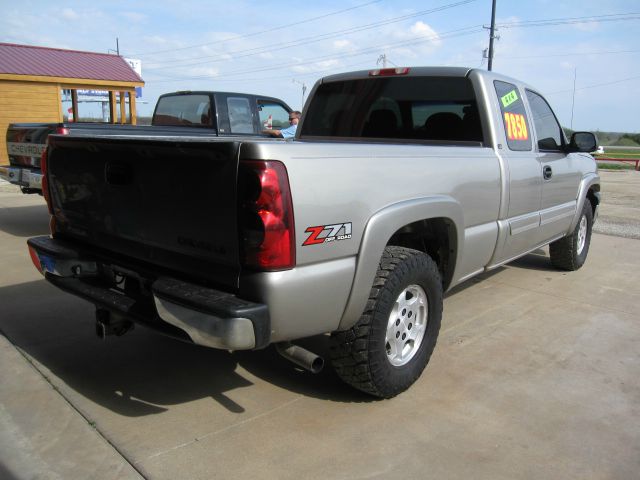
<box><xmin>338</xmin><ymin>196</ymin><xmax>464</xmax><ymax>331</ymax></box>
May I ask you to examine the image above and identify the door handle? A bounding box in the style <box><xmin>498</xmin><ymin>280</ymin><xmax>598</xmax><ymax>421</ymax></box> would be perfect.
<box><xmin>543</xmin><ymin>165</ymin><xmax>553</xmax><ymax>180</ymax></box>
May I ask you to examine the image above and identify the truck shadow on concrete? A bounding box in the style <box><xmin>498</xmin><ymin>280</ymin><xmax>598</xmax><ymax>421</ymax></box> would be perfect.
<box><xmin>505</xmin><ymin>248</ymin><xmax>562</xmax><ymax>272</ymax></box>
<box><xmin>0</xmin><ymin>280</ymin><xmax>370</xmax><ymax>419</ymax></box>
<box><xmin>1</xmin><ymin>250</ymin><xmax>560</xmax><ymax>416</ymax></box>
<box><xmin>445</xmin><ymin>248</ymin><xmax>557</xmax><ymax>299</ymax></box>
<box><xmin>0</xmin><ymin>204</ymin><xmax>50</xmax><ymax>237</ymax></box>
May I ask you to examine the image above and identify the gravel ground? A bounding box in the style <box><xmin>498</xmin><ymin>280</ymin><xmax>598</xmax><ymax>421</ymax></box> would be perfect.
<box><xmin>594</xmin><ymin>169</ymin><xmax>640</xmax><ymax>239</ymax></box>
<box><xmin>0</xmin><ymin>178</ymin><xmax>21</xmax><ymax>193</ymax></box>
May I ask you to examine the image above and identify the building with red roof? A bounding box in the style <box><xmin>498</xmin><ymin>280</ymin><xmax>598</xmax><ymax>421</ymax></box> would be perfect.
<box><xmin>0</xmin><ymin>43</ymin><xmax>144</xmax><ymax>164</ymax></box>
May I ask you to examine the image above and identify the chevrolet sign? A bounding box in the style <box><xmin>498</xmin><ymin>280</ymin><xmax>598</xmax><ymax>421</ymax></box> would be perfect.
<box><xmin>7</xmin><ymin>142</ymin><xmax>46</xmax><ymax>157</ymax></box>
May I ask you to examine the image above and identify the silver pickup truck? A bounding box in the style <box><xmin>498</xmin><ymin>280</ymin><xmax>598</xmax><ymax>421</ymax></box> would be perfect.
<box><xmin>27</xmin><ymin>67</ymin><xmax>599</xmax><ymax>398</ymax></box>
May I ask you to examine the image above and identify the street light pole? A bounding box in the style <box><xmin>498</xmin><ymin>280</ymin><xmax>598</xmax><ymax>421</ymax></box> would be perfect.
<box><xmin>292</xmin><ymin>79</ymin><xmax>307</xmax><ymax>110</ymax></box>
<box><xmin>571</xmin><ymin>68</ymin><xmax>577</xmax><ymax>130</ymax></box>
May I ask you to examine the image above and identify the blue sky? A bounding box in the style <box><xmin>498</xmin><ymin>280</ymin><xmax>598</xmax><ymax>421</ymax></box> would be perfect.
<box><xmin>2</xmin><ymin>0</ymin><xmax>639</xmax><ymax>133</ymax></box>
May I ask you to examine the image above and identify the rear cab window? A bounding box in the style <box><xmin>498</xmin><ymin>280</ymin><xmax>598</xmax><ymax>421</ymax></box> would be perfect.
<box><xmin>300</xmin><ymin>76</ymin><xmax>483</xmax><ymax>144</ymax></box>
<box><xmin>493</xmin><ymin>81</ymin><xmax>532</xmax><ymax>151</ymax></box>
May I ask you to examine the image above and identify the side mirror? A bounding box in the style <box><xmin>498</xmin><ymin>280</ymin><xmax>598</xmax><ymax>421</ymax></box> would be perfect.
<box><xmin>568</xmin><ymin>132</ymin><xmax>597</xmax><ymax>153</ymax></box>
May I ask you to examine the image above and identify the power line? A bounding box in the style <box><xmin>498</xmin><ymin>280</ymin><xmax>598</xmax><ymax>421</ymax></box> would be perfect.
<box><xmin>546</xmin><ymin>74</ymin><xmax>640</xmax><ymax>96</ymax></box>
<box><xmin>143</xmin><ymin>0</ymin><xmax>478</xmax><ymax>68</ymax></box>
<box><xmin>146</xmin><ymin>25</ymin><xmax>484</xmax><ymax>83</ymax></box>
<box><xmin>127</xmin><ymin>0</ymin><xmax>384</xmax><ymax>57</ymax></box>
<box><xmin>500</xmin><ymin>49</ymin><xmax>640</xmax><ymax>59</ymax></box>
<box><xmin>498</xmin><ymin>12</ymin><xmax>640</xmax><ymax>28</ymax></box>
<box><xmin>141</xmin><ymin>7</ymin><xmax>640</xmax><ymax>74</ymax></box>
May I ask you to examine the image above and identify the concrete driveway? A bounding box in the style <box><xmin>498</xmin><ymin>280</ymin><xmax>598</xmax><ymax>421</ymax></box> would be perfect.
<box><xmin>1</xmin><ymin>172</ymin><xmax>639</xmax><ymax>479</ymax></box>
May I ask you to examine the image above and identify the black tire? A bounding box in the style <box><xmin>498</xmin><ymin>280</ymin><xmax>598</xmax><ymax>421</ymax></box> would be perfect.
<box><xmin>330</xmin><ymin>246</ymin><xmax>443</xmax><ymax>398</ymax></box>
<box><xmin>549</xmin><ymin>200</ymin><xmax>593</xmax><ymax>271</ymax></box>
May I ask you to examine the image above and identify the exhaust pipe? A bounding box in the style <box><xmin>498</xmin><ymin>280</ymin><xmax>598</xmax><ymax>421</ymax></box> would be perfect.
<box><xmin>276</xmin><ymin>342</ymin><xmax>324</xmax><ymax>373</ymax></box>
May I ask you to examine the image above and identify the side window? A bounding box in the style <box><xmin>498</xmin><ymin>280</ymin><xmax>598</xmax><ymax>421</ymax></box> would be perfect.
<box><xmin>258</xmin><ymin>102</ymin><xmax>290</xmax><ymax>130</ymax></box>
<box><xmin>494</xmin><ymin>81</ymin><xmax>531</xmax><ymax>151</ymax></box>
<box><xmin>525</xmin><ymin>90</ymin><xmax>564</xmax><ymax>151</ymax></box>
<box><xmin>153</xmin><ymin>94</ymin><xmax>211</xmax><ymax>127</ymax></box>
<box><xmin>227</xmin><ymin>97</ymin><xmax>254</xmax><ymax>134</ymax></box>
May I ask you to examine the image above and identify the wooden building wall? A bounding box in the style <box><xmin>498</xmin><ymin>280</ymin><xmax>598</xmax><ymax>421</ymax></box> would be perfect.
<box><xmin>0</xmin><ymin>81</ymin><xmax>61</xmax><ymax>163</ymax></box>
<box><xmin>0</xmin><ymin>75</ymin><xmax>141</xmax><ymax>165</ymax></box>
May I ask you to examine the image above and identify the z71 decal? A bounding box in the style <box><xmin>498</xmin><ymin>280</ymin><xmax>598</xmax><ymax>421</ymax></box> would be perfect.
<box><xmin>303</xmin><ymin>222</ymin><xmax>352</xmax><ymax>246</ymax></box>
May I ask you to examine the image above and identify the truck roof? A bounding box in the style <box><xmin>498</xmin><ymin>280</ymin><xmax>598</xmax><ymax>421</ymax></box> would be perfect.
<box><xmin>158</xmin><ymin>91</ymin><xmax>291</xmax><ymax>104</ymax></box>
<box><xmin>317</xmin><ymin>66</ymin><xmax>543</xmax><ymax>99</ymax></box>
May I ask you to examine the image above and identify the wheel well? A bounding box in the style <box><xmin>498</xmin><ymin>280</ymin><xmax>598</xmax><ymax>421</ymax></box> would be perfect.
<box><xmin>587</xmin><ymin>185</ymin><xmax>600</xmax><ymax>215</ymax></box>
<box><xmin>386</xmin><ymin>218</ymin><xmax>456</xmax><ymax>290</ymax></box>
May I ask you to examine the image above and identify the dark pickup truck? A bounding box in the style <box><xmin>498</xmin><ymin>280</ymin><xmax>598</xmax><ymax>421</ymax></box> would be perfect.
<box><xmin>0</xmin><ymin>91</ymin><xmax>292</xmax><ymax>193</ymax></box>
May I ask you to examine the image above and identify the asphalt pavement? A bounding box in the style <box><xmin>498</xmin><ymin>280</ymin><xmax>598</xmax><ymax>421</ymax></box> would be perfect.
<box><xmin>0</xmin><ymin>171</ymin><xmax>639</xmax><ymax>479</ymax></box>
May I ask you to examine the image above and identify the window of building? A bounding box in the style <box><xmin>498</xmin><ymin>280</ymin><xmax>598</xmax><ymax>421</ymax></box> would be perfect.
<box><xmin>61</xmin><ymin>89</ymin><xmax>134</xmax><ymax>123</ymax></box>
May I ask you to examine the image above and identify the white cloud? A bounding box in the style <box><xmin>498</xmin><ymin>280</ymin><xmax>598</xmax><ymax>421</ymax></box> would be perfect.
<box><xmin>144</xmin><ymin>35</ymin><xmax>170</xmax><ymax>46</ymax></box>
<box><xmin>121</xmin><ymin>12</ymin><xmax>147</xmax><ymax>24</ymax></box>
<box><xmin>333</xmin><ymin>39</ymin><xmax>355</xmax><ymax>50</ymax></box>
<box><xmin>409</xmin><ymin>21</ymin><xmax>441</xmax><ymax>46</ymax></box>
<box><xmin>187</xmin><ymin>66</ymin><xmax>220</xmax><ymax>77</ymax></box>
<box><xmin>61</xmin><ymin>8</ymin><xmax>79</xmax><ymax>21</ymax></box>
<box><xmin>573</xmin><ymin>21</ymin><xmax>599</xmax><ymax>32</ymax></box>
<box><xmin>291</xmin><ymin>59</ymin><xmax>342</xmax><ymax>74</ymax></box>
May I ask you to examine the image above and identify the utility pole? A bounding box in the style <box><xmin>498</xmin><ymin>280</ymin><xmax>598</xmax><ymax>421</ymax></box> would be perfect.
<box><xmin>377</xmin><ymin>54</ymin><xmax>388</xmax><ymax>68</ymax></box>
<box><xmin>488</xmin><ymin>0</ymin><xmax>497</xmax><ymax>71</ymax></box>
<box><xmin>116</xmin><ymin>37</ymin><xmax>120</xmax><ymax>56</ymax></box>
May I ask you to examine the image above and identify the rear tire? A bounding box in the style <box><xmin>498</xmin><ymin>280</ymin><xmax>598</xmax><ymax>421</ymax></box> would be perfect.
<box><xmin>330</xmin><ymin>246</ymin><xmax>442</xmax><ymax>398</ymax></box>
<box><xmin>549</xmin><ymin>200</ymin><xmax>593</xmax><ymax>271</ymax></box>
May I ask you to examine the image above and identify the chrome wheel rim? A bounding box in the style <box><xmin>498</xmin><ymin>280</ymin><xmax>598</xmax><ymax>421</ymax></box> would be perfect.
<box><xmin>576</xmin><ymin>214</ymin><xmax>587</xmax><ymax>255</ymax></box>
<box><xmin>385</xmin><ymin>284</ymin><xmax>428</xmax><ymax>366</ymax></box>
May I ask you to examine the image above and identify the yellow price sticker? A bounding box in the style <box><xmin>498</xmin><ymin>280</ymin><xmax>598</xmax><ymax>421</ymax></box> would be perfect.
<box><xmin>504</xmin><ymin>113</ymin><xmax>529</xmax><ymax>141</ymax></box>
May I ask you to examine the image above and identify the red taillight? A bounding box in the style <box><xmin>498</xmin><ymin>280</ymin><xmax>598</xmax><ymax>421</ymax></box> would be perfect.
<box><xmin>369</xmin><ymin>67</ymin><xmax>410</xmax><ymax>76</ymax></box>
<box><xmin>41</xmin><ymin>127</ymin><xmax>70</xmax><ymax>218</ymax></box>
<box><xmin>240</xmin><ymin>160</ymin><xmax>295</xmax><ymax>270</ymax></box>
<box><xmin>28</xmin><ymin>245</ymin><xmax>43</xmax><ymax>274</ymax></box>
<box><xmin>40</xmin><ymin>148</ymin><xmax>53</xmax><ymax>215</ymax></box>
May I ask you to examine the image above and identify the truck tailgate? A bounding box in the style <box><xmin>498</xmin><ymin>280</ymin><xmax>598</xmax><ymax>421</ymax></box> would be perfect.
<box><xmin>7</xmin><ymin>123</ymin><xmax>52</xmax><ymax>168</ymax></box>
<box><xmin>46</xmin><ymin>135</ymin><xmax>241</xmax><ymax>289</ymax></box>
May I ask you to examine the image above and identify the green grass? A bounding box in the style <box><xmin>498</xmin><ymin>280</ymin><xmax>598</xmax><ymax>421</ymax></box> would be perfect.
<box><xmin>596</xmin><ymin>162</ymin><xmax>636</xmax><ymax>170</ymax></box>
<box><xmin>612</xmin><ymin>137</ymin><xmax>640</xmax><ymax>147</ymax></box>
<box><xmin>599</xmin><ymin>149</ymin><xmax>640</xmax><ymax>156</ymax></box>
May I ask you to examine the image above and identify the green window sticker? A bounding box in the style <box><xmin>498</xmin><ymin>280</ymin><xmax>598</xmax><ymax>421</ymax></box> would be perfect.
<box><xmin>501</xmin><ymin>90</ymin><xmax>519</xmax><ymax>108</ymax></box>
